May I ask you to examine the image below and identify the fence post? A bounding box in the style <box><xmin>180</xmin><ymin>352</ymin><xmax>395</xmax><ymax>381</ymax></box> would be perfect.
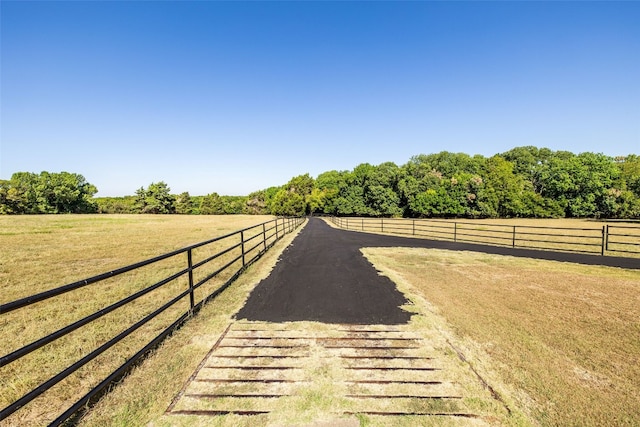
<box><xmin>605</xmin><ymin>225</ymin><xmax>609</xmax><ymax>251</ymax></box>
<box><xmin>346</xmin><ymin>218</ymin><xmax>349</xmax><ymax>229</ymax></box>
<box><xmin>362</xmin><ymin>218</ymin><xmax>364</xmax><ymax>231</ymax></box>
<box><xmin>601</xmin><ymin>226</ymin><xmax>606</xmax><ymax>256</ymax></box>
<box><xmin>413</xmin><ymin>219</ymin><xmax>415</xmax><ymax>236</ymax></box>
<box><xmin>512</xmin><ymin>226</ymin><xmax>517</xmax><ymax>248</ymax></box>
<box><xmin>381</xmin><ymin>218</ymin><xmax>384</xmax><ymax>233</ymax></box>
<box><xmin>262</xmin><ymin>223</ymin><xmax>267</xmax><ymax>252</ymax></box>
<box><xmin>241</xmin><ymin>230</ymin><xmax>246</xmax><ymax>266</ymax></box>
<box><xmin>187</xmin><ymin>249</ymin><xmax>195</xmax><ymax>310</ymax></box>
<box><xmin>454</xmin><ymin>222</ymin><xmax>457</xmax><ymax>242</ymax></box>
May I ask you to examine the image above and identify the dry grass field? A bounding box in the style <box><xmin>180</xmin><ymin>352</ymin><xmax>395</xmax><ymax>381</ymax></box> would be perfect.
<box><xmin>0</xmin><ymin>214</ymin><xmax>274</xmax><ymax>302</ymax></box>
<box><xmin>362</xmin><ymin>247</ymin><xmax>640</xmax><ymax>426</ymax></box>
<box><xmin>3</xmin><ymin>215</ymin><xmax>639</xmax><ymax>426</ymax></box>
<box><xmin>0</xmin><ymin>214</ymin><xmax>280</xmax><ymax>426</ymax></box>
<box><xmin>76</xmin><ymin>225</ymin><xmax>305</xmax><ymax>427</ymax></box>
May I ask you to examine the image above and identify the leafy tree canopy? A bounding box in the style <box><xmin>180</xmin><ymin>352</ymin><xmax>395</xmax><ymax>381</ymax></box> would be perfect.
<box><xmin>4</xmin><ymin>147</ymin><xmax>639</xmax><ymax>219</ymax></box>
<box><xmin>1</xmin><ymin>171</ymin><xmax>97</xmax><ymax>214</ymax></box>
<box><xmin>134</xmin><ymin>182</ymin><xmax>176</xmax><ymax>214</ymax></box>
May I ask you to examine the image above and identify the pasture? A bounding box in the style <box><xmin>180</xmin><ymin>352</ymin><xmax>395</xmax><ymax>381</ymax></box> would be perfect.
<box><xmin>0</xmin><ymin>214</ymin><xmax>282</xmax><ymax>426</ymax></box>
<box><xmin>2</xmin><ymin>215</ymin><xmax>639</xmax><ymax>426</ymax></box>
<box><xmin>363</xmin><ymin>247</ymin><xmax>640</xmax><ymax>426</ymax></box>
<box><xmin>0</xmin><ymin>214</ymin><xmax>274</xmax><ymax>302</ymax></box>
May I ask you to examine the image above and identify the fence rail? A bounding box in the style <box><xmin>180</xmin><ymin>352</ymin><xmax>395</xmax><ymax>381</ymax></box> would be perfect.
<box><xmin>606</xmin><ymin>224</ymin><xmax>640</xmax><ymax>254</ymax></box>
<box><xmin>329</xmin><ymin>217</ymin><xmax>640</xmax><ymax>257</ymax></box>
<box><xmin>0</xmin><ymin>216</ymin><xmax>305</xmax><ymax>426</ymax></box>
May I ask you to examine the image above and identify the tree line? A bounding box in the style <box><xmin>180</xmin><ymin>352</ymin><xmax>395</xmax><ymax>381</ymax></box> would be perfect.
<box><xmin>2</xmin><ymin>147</ymin><xmax>639</xmax><ymax>218</ymax></box>
<box><xmin>0</xmin><ymin>171</ymin><xmax>98</xmax><ymax>214</ymax></box>
<box><xmin>268</xmin><ymin>147</ymin><xmax>640</xmax><ymax>219</ymax></box>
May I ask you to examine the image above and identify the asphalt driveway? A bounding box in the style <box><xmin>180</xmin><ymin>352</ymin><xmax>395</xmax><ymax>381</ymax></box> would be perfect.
<box><xmin>235</xmin><ymin>218</ymin><xmax>639</xmax><ymax>325</ymax></box>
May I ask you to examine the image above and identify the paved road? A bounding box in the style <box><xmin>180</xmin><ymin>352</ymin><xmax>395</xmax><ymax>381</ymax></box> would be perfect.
<box><xmin>236</xmin><ymin>218</ymin><xmax>413</xmax><ymax>324</ymax></box>
<box><xmin>236</xmin><ymin>218</ymin><xmax>639</xmax><ymax>325</ymax></box>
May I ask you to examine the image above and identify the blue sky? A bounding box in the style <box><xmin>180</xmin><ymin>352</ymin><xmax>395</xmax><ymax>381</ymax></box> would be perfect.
<box><xmin>1</xmin><ymin>1</ymin><xmax>638</xmax><ymax>197</ymax></box>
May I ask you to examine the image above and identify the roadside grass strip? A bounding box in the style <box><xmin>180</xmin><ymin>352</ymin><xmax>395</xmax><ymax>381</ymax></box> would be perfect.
<box><xmin>362</xmin><ymin>247</ymin><xmax>640</xmax><ymax>426</ymax></box>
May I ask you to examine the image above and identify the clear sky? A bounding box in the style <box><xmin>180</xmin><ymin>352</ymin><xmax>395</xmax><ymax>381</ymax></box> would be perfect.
<box><xmin>1</xmin><ymin>1</ymin><xmax>639</xmax><ymax>197</ymax></box>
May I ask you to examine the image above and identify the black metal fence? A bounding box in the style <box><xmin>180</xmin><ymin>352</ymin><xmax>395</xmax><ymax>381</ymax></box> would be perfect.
<box><xmin>0</xmin><ymin>216</ymin><xmax>304</xmax><ymax>426</ymax></box>
<box><xmin>606</xmin><ymin>224</ymin><xmax>640</xmax><ymax>254</ymax></box>
<box><xmin>329</xmin><ymin>217</ymin><xmax>640</xmax><ymax>256</ymax></box>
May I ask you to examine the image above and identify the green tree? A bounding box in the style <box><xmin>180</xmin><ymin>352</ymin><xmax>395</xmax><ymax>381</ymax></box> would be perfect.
<box><xmin>538</xmin><ymin>152</ymin><xmax>620</xmax><ymax>217</ymax></box>
<box><xmin>134</xmin><ymin>182</ymin><xmax>176</xmax><ymax>214</ymax></box>
<box><xmin>334</xmin><ymin>163</ymin><xmax>403</xmax><ymax>216</ymax></box>
<box><xmin>613</xmin><ymin>156</ymin><xmax>640</xmax><ymax>218</ymax></box>
<box><xmin>0</xmin><ymin>179</ymin><xmax>27</xmax><ymax>214</ymax></box>
<box><xmin>174</xmin><ymin>192</ymin><xmax>194</xmax><ymax>214</ymax></box>
<box><xmin>315</xmin><ymin>170</ymin><xmax>349</xmax><ymax>215</ymax></box>
<box><xmin>221</xmin><ymin>196</ymin><xmax>247</xmax><ymax>214</ymax></box>
<box><xmin>246</xmin><ymin>187</ymin><xmax>279</xmax><ymax>215</ymax></box>
<box><xmin>401</xmin><ymin>154</ymin><xmax>486</xmax><ymax>217</ymax></box>
<box><xmin>285</xmin><ymin>174</ymin><xmax>314</xmax><ymax>196</ymax></box>
<box><xmin>95</xmin><ymin>196</ymin><xmax>136</xmax><ymax>214</ymax></box>
<box><xmin>366</xmin><ymin>185</ymin><xmax>402</xmax><ymax>217</ymax></box>
<box><xmin>408</xmin><ymin>174</ymin><xmax>476</xmax><ymax>218</ymax></box>
<box><xmin>619</xmin><ymin>155</ymin><xmax>640</xmax><ymax>197</ymax></box>
<box><xmin>411</xmin><ymin>187</ymin><xmax>465</xmax><ymax>217</ymax></box>
<box><xmin>366</xmin><ymin>162</ymin><xmax>403</xmax><ymax>216</ymax></box>
<box><xmin>10</xmin><ymin>172</ymin><xmax>43</xmax><ymax>213</ymax></box>
<box><xmin>200</xmin><ymin>146</ymin><xmax>637</xmax><ymax>220</ymax></box>
<box><xmin>42</xmin><ymin>171</ymin><xmax>98</xmax><ymax>213</ymax></box>
<box><xmin>0</xmin><ymin>171</ymin><xmax>97</xmax><ymax>214</ymax></box>
<box><xmin>246</xmin><ymin>191</ymin><xmax>267</xmax><ymax>215</ymax></box>
<box><xmin>334</xmin><ymin>185</ymin><xmax>369</xmax><ymax>216</ymax></box>
<box><xmin>0</xmin><ymin>180</ymin><xmax>17</xmax><ymax>214</ymax></box>
<box><xmin>502</xmin><ymin>146</ymin><xmax>555</xmax><ymax>192</ymax></box>
<box><xmin>306</xmin><ymin>188</ymin><xmax>327</xmax><ymax>215</ymax></box>
<box><xmin>478</xmin><ymin>156</ymin><xmax>528</xmax><ymax>217</ymax></box>
<box><xmin>405</xmin><ymin>152</ymin><xmax>481</xmax><ymax>179</ymax></box>
<box><xmin>270</xmin><ymin>189</ymin><xmax>305</xmax><ymax>216</ymax></box>
<box><xmin>269</xmin><ymin>174</ymin><xmax>315</xmax><ymax>215</ymax></box>
<box><xmin>199</xmin><ymin>192</ymin><xmax>225</xmax><ymax>215</ymax></box>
